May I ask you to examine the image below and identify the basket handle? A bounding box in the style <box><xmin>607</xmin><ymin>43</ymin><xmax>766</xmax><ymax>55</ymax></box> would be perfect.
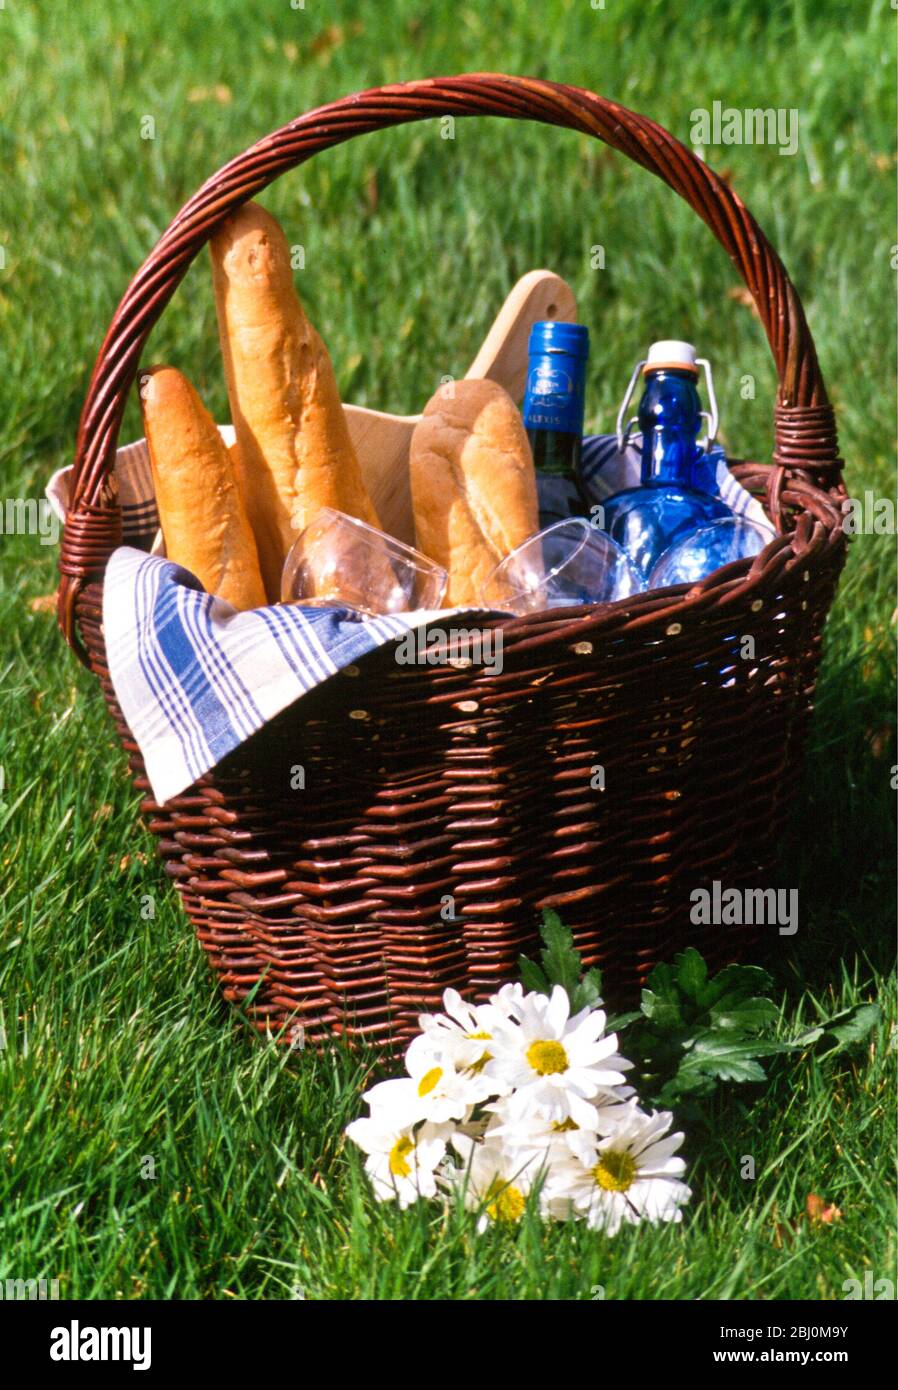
<box><xmin>58</xmin><ymin>73</ymin><xmax>842</xmax><ymax>654</ymax></box>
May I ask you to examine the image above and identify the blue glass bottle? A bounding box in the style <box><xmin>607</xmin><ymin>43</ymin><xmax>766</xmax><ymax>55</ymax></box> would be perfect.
<box><xmin>602</xmin><ymin>341</ymin><xmax>732</xmax><ymax>581</ymax></box>
<box><xmin>648</xmin><ymin>516</ymin><xmax>774</xmax><ymax>589</ymax></box>
<box><xmin>522</xmin><ymin>321</ymin><xmax>591</xmax><ymax>528</ymax></box>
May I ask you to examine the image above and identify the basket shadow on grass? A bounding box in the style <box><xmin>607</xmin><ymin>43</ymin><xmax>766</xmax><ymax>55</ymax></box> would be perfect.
<box><xmin>771</xmin><ymin>605</ymin><xmax>896</xmax><ymax>997</ymax></box>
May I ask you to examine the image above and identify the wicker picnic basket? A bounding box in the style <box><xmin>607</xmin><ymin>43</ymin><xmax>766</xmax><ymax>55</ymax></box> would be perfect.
<box><xmin>57</xmin><ymin>76</ymin><xmax>846</xmax><ymax>1051</ymax></box>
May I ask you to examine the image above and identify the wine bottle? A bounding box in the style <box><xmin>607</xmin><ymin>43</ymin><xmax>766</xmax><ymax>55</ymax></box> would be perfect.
<box><xmin>522</xmin><ymin>321</ymin><xmax>590</xmax><ymax>528</ymax></box>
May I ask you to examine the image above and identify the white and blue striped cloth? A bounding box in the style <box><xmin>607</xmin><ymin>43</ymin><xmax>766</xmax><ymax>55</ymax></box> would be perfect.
<box><xmin>47</xmin><ymin>432</ymin><xmax>767</xmax><ymax>804</ymax></box>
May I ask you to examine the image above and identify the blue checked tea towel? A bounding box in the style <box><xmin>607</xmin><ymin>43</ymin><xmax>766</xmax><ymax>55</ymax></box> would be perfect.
<box><xmin>47</xmin><ymin>429</ymin><xmax>770</xmax><ymax>805</ymax></box>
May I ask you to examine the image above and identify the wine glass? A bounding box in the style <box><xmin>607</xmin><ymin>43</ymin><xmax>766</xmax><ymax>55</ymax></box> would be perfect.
<box><xmin>481</xmin><ymin>518</ymin><xmax>643</xmax><ymax>615</ymax></box>
<box><xmin>647</xmin><ymin>516</ymin><xmax>775</xmax><ymax>590</ymax></box>
<box><xmin>281</xmin><ymin>508</ymin><xmax>447</xmax><ymax>615</ymax></box>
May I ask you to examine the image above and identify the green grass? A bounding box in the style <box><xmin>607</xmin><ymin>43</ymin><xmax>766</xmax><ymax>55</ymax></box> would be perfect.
<box><xmin>0</xmin><ymin>0</ymin><xmax>895</xmax><ymax>1299</ymax></box>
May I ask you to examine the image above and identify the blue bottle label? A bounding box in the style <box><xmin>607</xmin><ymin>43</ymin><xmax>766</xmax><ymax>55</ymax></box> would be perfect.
<box><xmin>523</xmin><ymin>358</ymin><xmax>585</xmax><ymax>435</ymax></box>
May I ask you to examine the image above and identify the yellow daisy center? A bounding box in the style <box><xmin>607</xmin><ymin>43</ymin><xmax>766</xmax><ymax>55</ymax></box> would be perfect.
<box><xmin>388</xmin><ymin>1135</ymin><xmax>415</xmax><ymax>1178</ymax></box>
<box><xmin>467</xmin><ymin>1050</ymin><xmax>492</xmax><ymax>1075</ymax></box>
<box><xmin>417</xmin><ymin>1066</ymin><xmax>443</xmax><ymax>1097</ymax></box>
<box><xmin>466</xmin><ymin>1030</ymin><xmax>491</xmax><ymax>1040</ymax></box>
<box><xmin>486</xmin><ymin>1180</ymin><xmax>526</xmax><ymax>1223</ymax></box>
<box><xmin>593</xmin><ymin>1150</ymin><xmax>637</xmax><ymax>1192</ymax></box>
<box><xmin>526</xmin><ymin>1039</ymin><xmax>569</xmax><ymax>1075</ymax></box>
<box><xmin>551</xmin><ymin>1118</ymin><xmax>579</xmax><ymax>1132</ymax></box>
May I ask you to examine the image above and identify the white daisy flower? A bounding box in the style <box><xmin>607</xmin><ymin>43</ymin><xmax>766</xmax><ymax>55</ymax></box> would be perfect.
<box><xmin>488</xmin><ymin>981</ymin><xmax>527</xmax><ymax>1020</ymax></box>
<box><xmin>544</xmin><ymin>1101</ymin><xmax>691</xmax><ymax>1234</ymax></box>
<box><xmin>486</xmin><ymin>1089</ymin><xmax>633</xmax><ymax>1167</ymax></box>
<box><xmin>443</xmin><ymin>1133</ymin><xmax>542</xmax><ymax>1230</ymax></box>
<box><xmin>344</xmin><ymin>1113</ymin><xmax>451</xmax><ymax>1208</ymax></box>
<box><xmin>413</xmin><ymin>986</ymin><xmax>520</xmax><ymax>1084</ymax></box>
<box><xmin>403</xmin><ymin>1032</ymin><xmax>496</xmax><ymax>1121</ymax></box>
<box><xmin>416</xmin><ymin>987</ymin><xmax>484</xmax><ymax>1047</ymax></box>
<box><xmin>484</xmin><ymin>985</ymin><xmax>631</xmax><ymax>1127</ymax></box>
<box><xmin>358</xmin><ymin>1076</ymin><xmax>422</xmax><ymax>1129</ymax></box>
<box><xmin>419</xmin><ymin>985</ymin><xmax>522</xmax><ymax>1042</ymax></box>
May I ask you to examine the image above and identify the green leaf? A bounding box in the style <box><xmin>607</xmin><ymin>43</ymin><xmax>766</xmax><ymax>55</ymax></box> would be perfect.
<box><xmin>605</xmin><ymin>1010</ymin><xmax>642</xmax><ymax>1033</ymax></box>
<box><xmin>709</xmin><ymin>995</ymin><xmax>780</xmax><ymax>1032</ymax></box>
<box><xmin>537</xmin><ymin>910</ymin><xmax>583</xmax><ymax>1001</ymax></box>
<box><xmin>518</xmin><ymin>955</ymin><xmax>549</xmax><ymax>996</ymax></box>
<box><xmin>518</xmin><ymin>911</ymin><xmax>598</xmax><ymax>1010</ymax></box>
<box><xmin>640</xmin><ymin>984</ymin><xmax>684</xmax><ymax>1031</ymax></box>
<box><xmin>654</xmin><ymin>1070</ymin><xmax>722</xmax><ymax>1104</ymax></box>
<box><xmin>791</xmin><ymin>1003</ymin><xmax>881</xmax><ymax>1055</ymax></box>
<box><xmin>676</xmin><ymin>1032</ymin><xmax>788</xmax><ymax>1087</ymax></box>
<box><xmin>570</xmin><ymin>966</ymin><xmax>604</xmax><ymax>1016</ymax></box>
<box><xmin>826</xmin><ymin>1002</ymin><xmax>881</xmax><ymax>1048</ymax></box>
<box><xmin>674</xmin><ymin>947</ymin><xmax>708</xmax><ymax>1002</ymax></box>
<box><xmin>696</xmin><ymin>962</ymin><xmax>774</xmax><ymax>1011</ymax></box>
<box><xmin>643</xmin><ymin>959</ymin><xmax>680</xmax><ymax>1004</ymax></box>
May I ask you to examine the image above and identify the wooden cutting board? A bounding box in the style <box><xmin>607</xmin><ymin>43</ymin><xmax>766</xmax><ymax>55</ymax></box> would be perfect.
<box><xmin>346</xmin><ymin>269</ymin><xmax>577</xmax><ymax>543</ymax></box>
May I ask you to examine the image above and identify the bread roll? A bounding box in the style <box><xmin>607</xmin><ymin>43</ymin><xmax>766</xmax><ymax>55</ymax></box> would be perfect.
<box><xmin>210</xmin><ymin>202</ymin><xmax>380</xmax><ymax>599</ymax></box>
<box><xmin>410</xmin><ymin>379</ymin><xmax>539</xmax><ymax>606</ymax></box>
<box><xmin>140</xmin><ymin>366</ymin><xmax>267</xmax><ymax>611</ymax></box>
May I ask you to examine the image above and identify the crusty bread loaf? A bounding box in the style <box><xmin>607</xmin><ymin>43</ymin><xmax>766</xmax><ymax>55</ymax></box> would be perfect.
<box><xmin>409</xmin><ymin>379</ymin><xmax>539</xmax><ymax>606</ymax></box>
<box><xmin>140</xmin><ymin>365</ymin><xmax>267</xmax><ymax>611</ymax></box>
<box><xmin>210</xmin><ymin>201</ymin><xmax>381</xmax><ymax>599</ymax></box>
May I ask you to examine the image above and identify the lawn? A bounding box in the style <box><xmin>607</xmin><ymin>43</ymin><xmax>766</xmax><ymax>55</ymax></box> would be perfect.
<box><xmin>0</xmin><ymin>0</ymin><xmax>895</xmax><ymax>1300</ymax></box>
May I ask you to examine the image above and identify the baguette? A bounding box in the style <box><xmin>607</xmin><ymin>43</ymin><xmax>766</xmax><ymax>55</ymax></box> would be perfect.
<box><xmin>210</xmin><ymin>201</ymin><xmax>380</xmax><ymax>599</ymax></box>
<box><xmin>140</xmin><ymin>365</ymin><xmax>267</xmax><ymax>611</ymax></box>
<box><xmin>409</xmin><ymin>379</ymin><xmax>539</xmax><ymax>606</ymax></box>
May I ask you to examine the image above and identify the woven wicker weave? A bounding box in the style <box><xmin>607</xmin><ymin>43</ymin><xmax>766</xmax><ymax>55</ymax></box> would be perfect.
<box><xmin>57</xmin><ymin>76</ymin><xmax>846</xmax><ymax>1049</ymax></box>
